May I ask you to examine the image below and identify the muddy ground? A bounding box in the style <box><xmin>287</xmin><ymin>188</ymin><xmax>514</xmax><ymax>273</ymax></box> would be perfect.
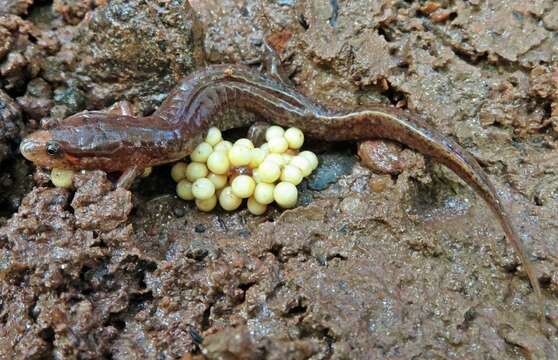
<box><xmin>1</xmin><ymin>0</ymin><xmax>558</xmax><ymax>358</ymax></box>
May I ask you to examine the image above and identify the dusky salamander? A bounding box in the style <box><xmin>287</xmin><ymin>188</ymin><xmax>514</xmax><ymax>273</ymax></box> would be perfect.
<box><xmin>19</xmin><ymin>64</ymin><xmax>542</xmax><ymax>303</ymax></box>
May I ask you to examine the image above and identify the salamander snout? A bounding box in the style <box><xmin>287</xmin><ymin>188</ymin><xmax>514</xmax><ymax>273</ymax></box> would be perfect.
<box><xmin>20</xmin><ymin>130</ymin><xmax>72</xmax><ymax>168</ymax></box>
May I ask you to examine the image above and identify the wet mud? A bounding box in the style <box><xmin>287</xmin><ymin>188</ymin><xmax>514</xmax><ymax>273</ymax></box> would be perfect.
<box><xmin>1</xmin><ymin>0</ymin><xmax>558</xmax><ymax>358</ymax></box>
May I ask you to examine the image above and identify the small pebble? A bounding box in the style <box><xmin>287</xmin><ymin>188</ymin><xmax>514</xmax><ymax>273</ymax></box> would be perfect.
<box><xmin>194</xmin><ymin>224</ymin><xmax>206</xmax><ymax>233</ymax></box>
<box><xmin>173</xmin><ymin>207</ymin><xmax>186</xmax><ymax>217</ymax></box>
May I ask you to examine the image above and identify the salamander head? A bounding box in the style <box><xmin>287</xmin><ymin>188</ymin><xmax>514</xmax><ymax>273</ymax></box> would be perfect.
<box><xmin>20</xmin><ymin>112</ymin><xmax>136</xmax><ymax>171</ymax></box>
<box><xmin>20</xmin><ymin>128</ymin><xmax>81</xmax><ymax>169</ymax></box>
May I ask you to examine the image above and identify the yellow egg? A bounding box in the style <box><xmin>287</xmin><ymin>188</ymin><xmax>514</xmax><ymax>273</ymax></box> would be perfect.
<box><xmin>281</xmin><ymin>165</ymin><xmax>303</xmax><ymax>185</ymax></box>
<box><xmin>254</xmin><ymin>183</ymin><xmax>275</xmax><ymax>204</ymax></box>
<box><xmin>282</xmin><ymin>153</ymin><xmax>293</xmax><ymax>164</ymax></box>
<box><xmin>218</xmin><ymin>186</ymin><xmax>242</xmax><ymax>211</ymax></box>
<box><xmin>273</xmin><ymin>181</ymin><xmax>298</xmax><ymax>208</ymax></box>
<box><xmin>196</xmin><ymin>195</ymin><xmax>217</xmax><ymax>212</ymax></box>
<box><xmin>50</xmin><ymin>168</ymin><xmax>74</xmax><ymax>188</ymax></box>
<box><xmin>247</xmin><ymin>197</ymin><xmax>267</xmax><ymax>215</ymax></box>
<box><xmin>206</xmin><ymin>127</ymin><xmax>222</xmax><ymax>146</ymax></box>
<box><xmin>265</xmin><ymin>125</ymin><xmax>285</xmax><ymax>141</ymax></box>
<box><xmin>207</xmin><ymin>151</ymin><xmax>230</xmax><ymax>175</ymax></box>
<box><xmin>186</xmin><ymin>162</ymin><xmax>208</xmax><ymax>182</ymax></box>
<box><xmin>176</xmin><ymin>180</ymin><xmax>194</xmax><ymax>200</ymax></box>
<box><xmin>214</xmin><ymin>140</ymin><xmax>233</xmax><ymax>153</ymax></box>
<box><xmin>228</xmin><ymin>145</ymin><xmax>252</xmax><ymax>167</ymax></box>
<box><xmin>207</xmin><ymin>173</ymin><xmax>228</xmax><ymax>190</ymax></box>
<box><xmin>257</xmin><ymin>161</ymin><xmax>281</xmax><ymax>183</ymax></box>
<box><xmin>192</xmin><ymin>178</ymin><xmax>216</xmax><ymax>200</ymax></box>
<box><xmin>299</xmin><ymin>151</ymin><xmax>319</xmax><ymax>170</ymax></box>
<box><xmin>249</xmin><ymin>148</ymin><xmax>266</xmax><ymax>168</ymax></box>
<box><xmin>252</xmin><ymin>169</ymin><xmax>264</xmax><ymax>183</ymax></box>
<box><xmin>141</xmin><ymin>167</ymin><xmax>152</xmax><ymax>177</ymax></box>
<box><xmin>268</xmin><ymin>136</ymin><xmax>289</xmax><ymax>153</ymax></box>
<box><xmin>171</xmin><ymin>162</ymin><xmax>188</xmax><ymax>182</ymax></box>
<box><xmin>290</xmin><ymin>156</ymin><xmax>312</xmax><ymax>177</ymax></box>
<box><xmin>234</xmin><ymin>138</ymin><xmax>254</xmax><ymax>149</ymax></box>
<box><xmin>190</xmin><ymin>142</ymin><xmax>213</xmax><ymax>163</ymax></box>
<box><xmin>265</xmin><ymin>153</ymin><xmax>285</xmax><ymax>167</ymax></box>
<box><xmin>284</xmin><ymin>127</ymin><xmax>304</xmax><ymax>149</ymax></box>
<box><xmin>231</xmin><ymin>175</ymin><xmax>256</xmax><ymax>198</ymax></box>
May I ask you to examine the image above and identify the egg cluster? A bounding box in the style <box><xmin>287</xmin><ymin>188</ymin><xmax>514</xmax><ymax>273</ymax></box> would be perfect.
<box><xmin>171</xmin><ymin>126</ymin><xmax>318</xmax><ymax>214</ymax></box>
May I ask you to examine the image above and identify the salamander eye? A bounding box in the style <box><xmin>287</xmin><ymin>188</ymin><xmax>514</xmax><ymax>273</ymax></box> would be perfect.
<box><xmin>46</xmin><ymin>141</ymin><xmax>62</xmax><ymax>157</ymax></box>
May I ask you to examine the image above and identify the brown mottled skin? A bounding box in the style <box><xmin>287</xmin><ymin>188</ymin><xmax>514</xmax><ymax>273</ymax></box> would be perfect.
<box><xmin>20</xmin><ymin>64</ymin><xmax>541</xmax><ymax>304</ymax></box>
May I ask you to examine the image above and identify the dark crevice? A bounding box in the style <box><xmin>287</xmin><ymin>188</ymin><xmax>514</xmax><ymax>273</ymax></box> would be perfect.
<box><xmin>380</xmin><ymin>82</ymin><xmax>408</xmax><ymax>106</ymax></box>
<box><xmin>28</xmin><ymin>296</ymin><xmax>39</xmax><ymax>322</ymax></box>
<box><xmin>326</xmin><ymin>253</ymin><xmax>347</xmax><ymax>262</ymax></box>
<box><xmin>269</xmin><ymin>243</ymin><xmax>283</xmax><ymax>259</ymax></box>
<box><xmin>38</xmin><ymin>326</ymin><xmax>55</xmax><ymax>343</ymax></box>
<box><xmin>0</xmin><ymin>233</ymin><xmax>9</xmax><ymax>250</ymax></box>
<box><xmin>129</xmin><ymin>291</ymin><xmax>154</xmax><ymax>313</ymax></box>
<box><xmin>238</xmin><ymin>282</ymin><xmax>256</xmax><ymax>293</ymax></box>
<box><xmin>189</xmin><ymin>326</ymin><xmax>204</xmax><ymax>345</ymax></box>
<box><xmin>104</xmin><ymin>315</ymin><xmax>126</xmax><ymax>331</ymax></box>
<box><xmin>451</xmin><ymin>47</ymin><xmax>489</xmax><ymax>66</ymax></box>
<box><xmin>377</xmin><ymin>25</ymin><xmax>394</xmax><ymax>43</ymax></box>
<box><xmin>298</xmin><ymin>14</ymin><xmax>309</xmax><ymax>30</ymax></box>
<box><xmin>200</xmin><ymin>303</ymin><xmax>213</xmax><ymax>331</ymax></box>
<box><xmin>285</xmin><ymin>304</ymin><xmax>307</xmax><ymax>318</ymax></box>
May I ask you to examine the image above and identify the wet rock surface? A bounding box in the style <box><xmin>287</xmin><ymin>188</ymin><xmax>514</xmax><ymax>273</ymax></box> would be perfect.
<box><xmin>1</xmin><ymin>0</ymin><xmax>558</xmax><ymax>359</ymax></box>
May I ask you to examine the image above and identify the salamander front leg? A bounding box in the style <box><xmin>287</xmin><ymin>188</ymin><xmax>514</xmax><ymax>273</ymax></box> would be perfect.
<box><xmin>260</xmin><ymin>41</ymin><xmax>292</xmax><ymax>85</ymax></box>
<box><xmin>116</xmin><ymin>165</ymin><xmax>142</xmax><ymax>189</ymax></box>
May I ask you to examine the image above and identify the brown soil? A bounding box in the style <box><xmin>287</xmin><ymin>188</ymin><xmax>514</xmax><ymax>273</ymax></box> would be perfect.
<box><xmin>1</xmin><ymin>0</ymin><xmax>557</xmax><ymax>358</ymax></box>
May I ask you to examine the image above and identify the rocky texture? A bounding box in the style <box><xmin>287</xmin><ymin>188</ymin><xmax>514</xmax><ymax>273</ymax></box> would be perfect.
<box><xmin>1</xmin><ymin>0</ymin><xmax>558</xmax><ymax>359</ymax></box>
<box><xmin>73</xmin><ymin>0</ymin><xmax>205</xmax><ymax>113</ymax></box>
